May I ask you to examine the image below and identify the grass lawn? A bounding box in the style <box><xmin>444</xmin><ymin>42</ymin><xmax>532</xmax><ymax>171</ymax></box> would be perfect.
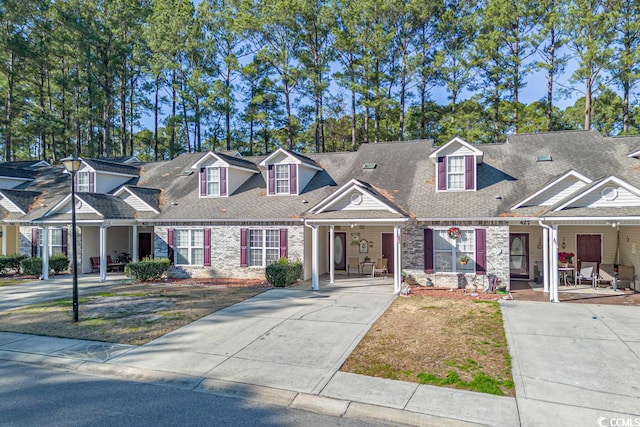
<box><xmin>341</xmin><ymin>296</ymin><xmax>514</xmax><ymax>396</ymax></box>
<box><xmin>0</xmin><ymin>282</ymin><xmax>267</xmax><ymax>345</ymax></box>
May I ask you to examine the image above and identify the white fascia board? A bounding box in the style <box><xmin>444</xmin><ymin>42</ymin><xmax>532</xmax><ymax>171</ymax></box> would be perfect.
<box><xmin>0</xmin><ymin>176</ymin><xmax>32</xmax><ymax>182</ymax></box>
<box><xmin>114</xmin><ymin>186</ymin><xmax>160</xmax><ymax>214</ymax></box>
<box><xmin>627</xmin><ymin>149</ymin><xmax>640</xmax><ymax>158</ymax></box>
<box><xmin>0</xmin><ymin>192</ymin><xmax>26</xmax><ymax>214</ymax></box>
<box><xmin>511</xmin><ymin>170</ymin><xmax>592</xmax><ymax>210</ymax></box>
<box><xmin>553</xmin><ymin>176</ymin><xmax>640</xmax><ymax>211</ymax></box>
<box><xmin>190</xmin><ymin>152</ymin><xmax>225</xmax><ymax>169</ymax></box>
<box><xmin>428</xmin><ymin>136</ymin><xmax>484</xmax><ymax>159</ymax></box>
<box><xmin>316</xmin><ymin>185</ymin><xmax>399</xmax><ymax>215</ymax></box>
<box><xmin>304</xmin><ymin>218</ymin><xmax>409</xmax><ymax>225</ymax></box>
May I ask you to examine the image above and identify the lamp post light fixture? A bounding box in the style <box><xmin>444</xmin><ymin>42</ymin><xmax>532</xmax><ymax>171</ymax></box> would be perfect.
<box><xmin>62</xmin><ymin>155</ymin><xmax>82</xmax><ymax>322</ymax></box>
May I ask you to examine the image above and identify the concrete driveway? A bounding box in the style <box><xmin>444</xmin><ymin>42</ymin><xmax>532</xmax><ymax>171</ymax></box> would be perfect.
<box><xmin>109</xmin><ymin>278</ymin><xmax>397</xmax><ymax>394</ymax></box>
<box><xmin>501</xmin><ymin>300</ymin><xmax>640</xmax><ymax>426</ymax></box>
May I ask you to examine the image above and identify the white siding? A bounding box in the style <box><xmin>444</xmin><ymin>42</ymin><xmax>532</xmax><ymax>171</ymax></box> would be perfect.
<box><xmin>0</xmin><ymin>177</ymin><xmax>26</xmax><ymax>189</ymax></box>
<box><xmin>120</xmin><ymin>192</ymin><xmax>155</xmax><ymax>211</ymax></box>
<box><xmin>328</xmin><ymin>189</ymin><xmax>388</xmax><ymax>211</ymax></box>
<box><xmin>567</xmin><ymin>186</ymin><xmax>640</xmax><ymax>208</ymax></box>
<box><xmin>0</xmin><ymin>197</ymin><xmax>22</xmax><ymax>213</ymax></box>
<box><xmin>96</xmin><ymin>172</ymin><xmax>132</xmax><ymax>193</ymax></box>
<box><xmin>228</xmin><ymin>169</ymin><xmax>254</xmax><ymax>195</ymax></box>
<box><xmin>526</xmin><ymin>178</ymin><xmax>588</xmax><ymax>206</ymax></box>
<box><xmin>298</xmin><ymin>164</ymin><xmax>317</xmax><ymax>193</ymax></box>
<box><xmin>438</xmin><ymin>144</ymin><xmax>476</xmax><ymax>157</ymax></box>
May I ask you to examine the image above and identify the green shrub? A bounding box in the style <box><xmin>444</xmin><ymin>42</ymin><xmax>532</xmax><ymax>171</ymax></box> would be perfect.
<box><xmin>125</xmin><ymin>257</ymin><xmax>170</xmax><ymax>281</ymax></box>
<box><xmin>0</xmin><ymin>254</ymin><xmax>28</xmax><ymax>274</ymax></box>
<box><xmin>265</xmin><ymin>258</ymin><xmax>302</xmax><ymax>287</ymax></box>
<box><xmin>50</xmin><ymin>253</ymin><xmax>70</xmax><ymax>274</ymax></box>
<box><xmin>20</xmin><ymin>257</ymin><xmax>42</xmax><ymax>276</ymax></box>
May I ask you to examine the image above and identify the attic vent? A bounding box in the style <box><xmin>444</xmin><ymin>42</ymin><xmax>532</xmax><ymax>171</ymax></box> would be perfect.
<box><xmin>363</xmin><ymin>163</ymin><xmax>377</xmax><ymax>170</ymax></box>
<box><xmin>536</xmin><ymin>155</ymin><xmax>552</xmax><ymax>162</ymax></box>
<box><xmin>180</xmin><ymin>170</ymin><xmax>193</xmax><ymax>176</ymax></box>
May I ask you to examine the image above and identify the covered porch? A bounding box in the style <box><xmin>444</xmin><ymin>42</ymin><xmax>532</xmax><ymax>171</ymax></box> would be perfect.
<box><xmin>509</xmin><ymin>219</ymin><xmax>639</xmax><ymax>302</ymax></box>
<box><xmin>304</xmin><ymin>219</ymin><xmax>406</xmax><ymax>294</ymax></box>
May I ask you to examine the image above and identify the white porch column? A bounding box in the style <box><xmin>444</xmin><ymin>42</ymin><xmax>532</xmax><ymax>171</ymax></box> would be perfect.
<box><xmin>311</xmin><ymin>225</ymin><xmax>319</xmax><ymax>290</ymax></box>
<box><xmin>132</xmin><ymin>224</ymin><xmax>138</xmax><ymax>261</ymax></box>
<box><xmin>550</xmin><ymin>225</ymin><xmax>559</xmax><ymax>302</ymax></box>
<box><xmin>100</xmin><ymin>225</ymin><xmax>108</xmax><ymax>282</ymax></box>
<box><xmin>394</xmin><ymin>225</ymin><xmax>401</xmax><ymax>294</ymax></box>
<box><xmin>542</xmin><ymin>226</ymin><xmax>550</xmax><ymax>293</ymax></box>
<box><xmin>1</xmin><ymin>225</ymin><xmax>6</xmax><ymax>255</ymax></box>
<box><xmin>329</xmin><ymin>226</ymin><xmax>335</xmax><ymax>284</ymax></box>
<box><xmin>41</xmin><ymin>226</ymin><xmax>49</xmax><ymax>280</ymax></box>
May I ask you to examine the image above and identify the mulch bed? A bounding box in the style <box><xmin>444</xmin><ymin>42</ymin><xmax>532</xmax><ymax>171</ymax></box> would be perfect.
<box><xmin>157</xmin><ymin>277</ymin><xmax>272</xmax><ymax>288</ymax></box>
<box><xmin>402</xmin><ymin>285</ymin><xmax>509</xmax><ymax>301</ymax></box>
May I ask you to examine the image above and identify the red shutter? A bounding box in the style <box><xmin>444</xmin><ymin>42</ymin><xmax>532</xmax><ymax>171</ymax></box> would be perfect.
<box><xmin>31</xmin><ymin>228</ymin><xmax>38</xmax><ymax>257</ymax></box>
<box><xmin>268</xmin><ymin>165</ymin><xmax>275</xmax><ymax>195</ymax></box>
<box><xmin>61</xmin><ymin>228</ymin><xmax>68</xmax><ymax>256</ymax></box>
<box><xmin>240</xmin><ymin>228</ymin><xmax>248</xmax><ymax>267</ymax></box>
<box><xmin>475</xmin><ymin>228</ymin><xmax>486</xmax><ymax>275</ymax></box>
<box><xmin>437</xmin><ymin>157</ymin><xmax>446</xmax><ymax>191</ymax></box>
<box><xmin>89</xmin><ymin>172</ymin><xmax>95</xmax><ymax>192</ymax></box>
<box><xmin>220</xmin><ymin>167</ymin><xmax>227</xmax><ymax>196</ymax></box>
<box><xmin>199</xmin><ymin>168</ymin><xmax>207</xmax><ymax>196</ymax></box>
<box><xmin>465</xmin><ymin>155</ymin><xmax>474</xmax><ymax>190</ymax></box>
<box><xmin>203</xmin><ymin>228</ymin><xmax>211</xmax><ymax>266</ymax></box>
<box><xmin>167</xmin><ymin>228</ymin><xmax>175</xmax><ymax>264</ymax></box>
<box><xmin>289</xmin><ymin>164</ymin><xmax>297</xmax><ymax>194</ymax></box>
<box><xmin>279</xmin><ymin>228</ymin><xmax>288</xmax><ymax>259</ymax></box>
<box><xmin>423</xmin><ymin>228</ymin><xmax>434</xmax><ymax>273</ymax></box>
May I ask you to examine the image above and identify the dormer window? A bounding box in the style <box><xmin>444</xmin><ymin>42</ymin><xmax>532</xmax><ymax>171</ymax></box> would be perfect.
<box><xmin>268</xmin><ymin>164</ymin><xmax>298</xmax><ymax>195</ymax></box>
<box><xmin>200</xmin><ymin>166</ymin><xmax>227</xmax><ymax>197</ymax></box>
<box><xmin>75</xmin><ymin>171</ymin><xmax>95</xmax><ymax>192</ymax></box>
<box><xmin>447</xmin><ymin>156</ymin><xmax>465</xmax><ymax>190</ymax></box>
<box><xmin>275</xmin><ymin>165</ymin><xmax>290</xmax><ymax>194</ymax></box>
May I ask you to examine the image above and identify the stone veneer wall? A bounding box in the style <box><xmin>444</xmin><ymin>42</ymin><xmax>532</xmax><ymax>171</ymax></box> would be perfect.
<box><xmin>154</xmin><ymin>223</ymin><xmax>305</xmax><ymax>279</ymax></box>
<box><xmin>19</xmin><ymin>225</ymin><xmax>83</xmax><ymax>274</ymax></box>
<box><xmin>401</xmin><ymin>222</ymin><xmax>510</xmax><ymax>290</ymax></box>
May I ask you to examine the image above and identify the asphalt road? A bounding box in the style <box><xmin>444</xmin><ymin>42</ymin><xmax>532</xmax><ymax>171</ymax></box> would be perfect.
<box><xmin>0</xmin><ymin>361</ymin><xmax>388</xmax><ymax>427</ymax></box>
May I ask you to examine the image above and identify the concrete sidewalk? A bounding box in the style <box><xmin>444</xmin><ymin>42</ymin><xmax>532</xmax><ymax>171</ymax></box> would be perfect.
<box><xmin>0</xmin><ymin>277</ymin><xmax>518</xmax><ymax>426</ymax></box>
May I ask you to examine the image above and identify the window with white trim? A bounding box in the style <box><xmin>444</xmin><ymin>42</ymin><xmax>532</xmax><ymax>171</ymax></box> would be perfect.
<box><xmin>275</xmin><ymin>164</ymin><xmax>289</xmax><ymax>194</ymax></box>
<box><xmin>206</xmin><ymin>167</ymin><xmax>220</xmax><ymax>196</ymax></box>
<box><xmin>38</xmin><ymin>228</ymin><xmax>64</xmax><ymax>256</ymax></box>
<box><xmin>249</xmin><ymin>229</ymin><xmax>280</xmax><ymax>267</ymax></box>
<box><xmin>175</xmin><ymin>229</ymin><xmax>204</xmax><ymax>265</ymax></box>
<box><xmin>434</xmin><ymin>229</ymin><xmax>474</xmax><ymax>272</ymax></box>
<box><xmin>76</xmin><ymin>171</ymin><xmax>90</xmax><ymax>192</ymax></box>
<box><xmin>447</xmin><ymin>156</ymin><xmax>465</xmax><ymax>190</ymax></box>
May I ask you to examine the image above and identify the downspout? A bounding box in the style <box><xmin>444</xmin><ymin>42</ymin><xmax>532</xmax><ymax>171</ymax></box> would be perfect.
<box><xmin>539</xmin><ymin>219</ymin><xmax>559</xmax><ymax>303</ymax></box>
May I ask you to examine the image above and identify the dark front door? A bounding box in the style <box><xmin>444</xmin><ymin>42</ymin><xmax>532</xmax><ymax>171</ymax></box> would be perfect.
<box><xmin>333</xmin><ymin>232</ymin><xmax>346</xmax><ymax>271</ymax></box>
<box><xmin>138</xmin><ymin>233</ymin><xmax>152</xmax><ymax>261</ymax></box>
<box><xmin>577</xmin><ymin>234</ymin><xmax>601</xmax><ymax>268</ymax></box>
<box><xmin>509</xmin><ymin>233</ymin><xmax>529</xmax><ymax>279</ymax></box>
<box><xmin>381</xmin><ymin>232</ymin><xmax>394</xmax><ymax>274</ymax></box>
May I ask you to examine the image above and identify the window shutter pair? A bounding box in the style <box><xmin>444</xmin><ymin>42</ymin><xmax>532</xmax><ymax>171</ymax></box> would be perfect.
<box><xmin>31</xmin><ymin>228</ymin><xmax>38</xmax><ymax>257</ymax></box>
<box><xmin>168</xmin><ymin>228</ymin><xmax>211</xmax><ymax>266</ymax></box>
<box><xmin>200</xmin><ymin>167</ymin><xmax>228</xmax><ymax>197</ymax></box>
<box><xmin>267</xmin><ymin>164</ymin><xmax>297</xmax><ymax>195</ymax></box>
<box><xmin>31</xmin><ymin>228</ymin><xmax>69</xmax><ymax>257</ymax></box>
<box><xmin>89</xmin><ymin>172</ymin><xmax>95</xmax><ymax>192</ymax></box>
<box><xmin>240</xmin><ymin>228</ymin><xmax>288</xmax><ymax>267</ymax></box>
<box><xmin>61</xmin><ymin>229</ymin><xmax>68</xmax><ymax>256</ymax></box>
<box><xmin>436</xmin><ymin>155</ymin><xmax>474</xmax><ymax>190</ymax></box>
<box><xmin>423</xmin><ymin>227</ymin><xmax>486</xmax><ymax>275</ymax></box>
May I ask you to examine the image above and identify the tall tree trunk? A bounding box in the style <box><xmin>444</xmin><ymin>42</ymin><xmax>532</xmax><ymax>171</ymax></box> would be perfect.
<box><xmin>170</xmin><ymin>71</ymin><xmax>176</xmax><ymax>158</ymax></box>
<box><xmin>225</xmin><ymin>66</ymin><xmax>231</xmax><ymax>151</ymax></box>
<box><xmin>399</xmin><ymin>50</ymin><xmax>407</xmax><ymax>141</ymax></box>
<box><xmin>584</xmin><ymin>76</ymin><xmax>592</xmax><ymax>130</ymax></box>
<box><xmin>47</xmin><ymin>68</ymin><xmax>57</xmax><ymax>161</ymax></box>
<box><xmin>284</xmin><ymin>80</ymin><xmax>294</xmax><ymax>151</ymax></box>
<box><xmin>120</xmin><ymin>64</ymin><xmax>127</xmax><ymax>156</ymax></box>
<box><xmin>546</xmin><ymin>28</ymin><xmax>556</xmax><ymax>132</ymax></box>
<box><xmin>5</xmin><ymin>52</ymin><xmax>15</xmax><ymax>161</ymax></box>
<box><xmin>154</xmin><ymin>74</ymin><xmax>159</xmax><ymax>161</ymax></box>
<box><xmin>350</xmin><ymin>57</ymin><xmax>357</xmax><ymax>151</ymax></box>
<box><xmin>102</xmin><ymin>74</ymin><xmax>112</xmax><ymax>158</ymax></box>
<box><xmin>195</xmin><ymin>95</ymin><xmax>201</xmax><ymax>152</ymax></box>
<box><xmin>180</xmin><ymin>77</ymin><xmax>191</xmax><ymax>153</ymax></box>
<box><xmin>129</xmin><ymin>74</ymin><xmax>135</xmax><ymax>156</ymax></box>
<box><xmin>39</xmin><ymin>65</ymin><xmax>47</xmax><ymax>161</ymax></box>
<box><xmin>512</xmin><ymin>24</ymin><xmax>520</xmax><ymax>134</ymax></box>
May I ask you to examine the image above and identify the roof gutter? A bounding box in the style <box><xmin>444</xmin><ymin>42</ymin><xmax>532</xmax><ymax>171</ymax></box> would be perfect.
<box><xmin>304</xmin><ymin>218</ymin><xmax>409</xmax><ymax>224</ymax></box>
<box><xmin>137</xmin><ymin>217</ymin><xmax>305</xmax><ymax>223</ymax></box>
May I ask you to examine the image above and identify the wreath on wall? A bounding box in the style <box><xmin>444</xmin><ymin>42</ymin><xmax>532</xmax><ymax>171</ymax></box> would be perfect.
<box><xmin>447</xmin><ymin>227</ymin><xmax>461</xmax><ymax>239</ymax></box>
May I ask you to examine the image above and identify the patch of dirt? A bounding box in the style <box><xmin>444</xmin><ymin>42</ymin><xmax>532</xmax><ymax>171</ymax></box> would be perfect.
<box><xmin>403</xmin><ymin>286</ymin><xmax>508</xmax><ymax>301</ymax></box>
<box><xmin>341</xmin><ymin>294</ymin><xmax>514</xmax><ymax>396</ymax></box>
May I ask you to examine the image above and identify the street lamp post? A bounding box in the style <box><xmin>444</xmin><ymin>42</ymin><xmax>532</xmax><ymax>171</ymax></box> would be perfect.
<box><xmin>62</xmin><ymin>155</ymin><xmax>82</xmax><ymax>322</ymax></box>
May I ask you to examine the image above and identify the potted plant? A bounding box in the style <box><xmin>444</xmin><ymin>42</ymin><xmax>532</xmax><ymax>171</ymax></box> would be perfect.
<box><xmin>364</xmin><ymin>256</ymin><xmax>371</xmax><ymax>262</ymax></box>
<box><xmin>558</xmin><ymin>252</ymin><xmax>574</xmax><ymax>267</ymax></box>
<box><xmin>459</xmin><ymin>255</ymin><xmax>470</xmax><ymax>265</ymax></box>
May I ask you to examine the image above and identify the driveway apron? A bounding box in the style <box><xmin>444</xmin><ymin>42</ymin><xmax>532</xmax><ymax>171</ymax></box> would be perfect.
<box><xmin>109</xmin><ymin>279</ymin><xmax>396</xmax><ymax>394</ymax></box>
<box><xmin>501</xmin><ymin>300</ymin><xmax>640</xmax><ymax>426</ymax></box>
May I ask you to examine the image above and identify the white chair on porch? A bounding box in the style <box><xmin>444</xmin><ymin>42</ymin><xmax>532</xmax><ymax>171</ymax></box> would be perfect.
<box><xmin>576</xmin><ymin>262</ymin><xmax>604</xmax><ymax>289</ymax></box>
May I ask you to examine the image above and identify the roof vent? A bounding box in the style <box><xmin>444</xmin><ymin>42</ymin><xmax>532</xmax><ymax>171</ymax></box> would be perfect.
<box><xmin>536</xmin><ymin>155</ymin><xmax>552</xmax><ymax>162</ymax></box>
<box><xmin>363</xmin><ymin>163</ymin><xmax>377</xmax><ymax>170</ymax></box>
<box><xmin>180</xmin><ymin>170</ymin><xmax>193</xmax><ymax>176</ymax></box>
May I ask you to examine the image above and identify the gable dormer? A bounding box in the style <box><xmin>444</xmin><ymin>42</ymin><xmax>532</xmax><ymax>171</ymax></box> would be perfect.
<box><xmin>552</xmin><ymin>176</ymin><xmax>640</xmax><ymax>211</ymax></box>
<box><xmin>429</xmin><ymin>137</ymin><xmax>483</xmax><ymax>192</ymax></box>
<box><xmin>191</xmin><ymin>151</ymin><xmax>259</xmax><ymax>198</ymax></box>
<box><xmin>69</xmin><ymin>159</ymin><xmax>139</xmax><ymax>194</ymax></box>
<box><xmin>0</xmin><ymin>166</ymin><xmax>35</xmax><ymax>189</ymax></box>
<box><xmin>259</xmin><ymin>148</ymin><xmax>323</xmax><ymax>196</ymax></box>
